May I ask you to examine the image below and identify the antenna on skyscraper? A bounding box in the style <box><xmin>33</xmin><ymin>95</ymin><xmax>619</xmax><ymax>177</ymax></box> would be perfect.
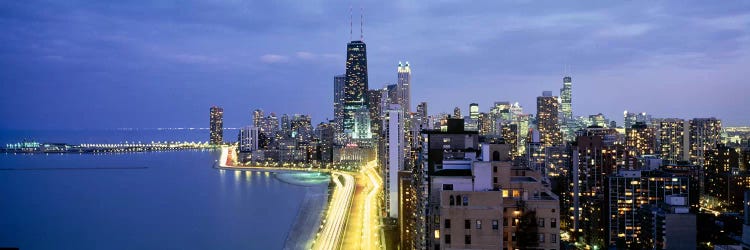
<box><xmin>349</xmin><ymin>6</ymin><xmax>353</xmax><ymax>41</ymax></box>
<box><xmin>360</xmin><ymin>6</ymin><xmax>364</xmax><ymax>41</ymax></box>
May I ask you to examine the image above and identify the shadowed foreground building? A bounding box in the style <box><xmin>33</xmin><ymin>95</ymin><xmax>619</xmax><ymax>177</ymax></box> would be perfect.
<box><xmin>412</xmin><ymin>120</ymin><xmax>559</xmax><ymax>250</ymax></box>
<box><xmin>606</xmin><ymin>169</ymin><xmax>691</xmax><ymax>247</ymax></box>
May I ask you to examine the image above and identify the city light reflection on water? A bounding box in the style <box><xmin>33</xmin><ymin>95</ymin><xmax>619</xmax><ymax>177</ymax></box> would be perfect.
<box><xmin>0</xmin><ymin>151</ymin><xmax>314</xmax><ymax>249</ymax></box>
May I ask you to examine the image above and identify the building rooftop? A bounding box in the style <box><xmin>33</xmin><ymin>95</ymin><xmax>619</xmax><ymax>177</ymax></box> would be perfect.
<box><xmin>431</xmin><ymin>169</ymin><xmax>472</xmax><ymax>176</ymax></box>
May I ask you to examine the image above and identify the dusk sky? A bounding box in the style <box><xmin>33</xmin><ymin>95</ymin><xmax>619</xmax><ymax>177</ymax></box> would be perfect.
<box><xmin>1</xmin><ymin>1</ymin><xmax>749</xmax><ymax>129</ymax></box>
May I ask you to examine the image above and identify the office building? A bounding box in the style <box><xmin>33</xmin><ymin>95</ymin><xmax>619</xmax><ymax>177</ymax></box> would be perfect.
<box><xmin>343</xmin><ymin>40</ymin><xmax>369</xmax><ymax>136</ymax></box>
<box><xmin>397</xmin><ymin>61</ymin><xmax>411</xmax><ymax>113</ymax></box>
<box><xmin>469</xmin><ymin>103</ymin><xmax>479</xmax><ymax>120</ymax></box>
<box><xmin>334</xmin><ymin>74</ymin><xmax>346</xmax><ymax>134</ymax></box>
<box><xmin>209</xmin><ymin>106</ymin><xmax>223</xmax><ymax>145</ymax></box>
<box><xmin>560</xmin><ymin>76</ymin><xmax>572</xmax><ymax>121</ymax></box>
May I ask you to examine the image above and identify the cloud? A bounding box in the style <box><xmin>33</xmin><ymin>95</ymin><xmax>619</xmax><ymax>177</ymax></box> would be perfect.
<box><xmin>295</xmin><ymin>51</ymin><xmax>341</xmax><ymax>61</ymax></box>
<box><xmin>596</xmin><ymin>23</ymin><xmax>653</xmax><ymax>38</ymax></box>
<box><xmin>170</xmin><ymin>53</ymin><xmax>220</xmax><ymax>64</ymax></box>
<box><xmin>296</xmin><ymin>51</ymin><xmax>315</xmax><ymax>59</ymax></box>
<box><xmin>699</xmin><ymin>14</ymin><xmax>750</xmax><ymax>31</ymax></box>
<box><xmin>259</xmin><ymin>54</ymin><xmax>288</xmax><ymax>63</ymax></box>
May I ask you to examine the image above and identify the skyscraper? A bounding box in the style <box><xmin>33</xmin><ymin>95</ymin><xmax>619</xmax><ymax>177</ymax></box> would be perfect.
<box><xmin>560</xmin><ymin>76</ymin><xmax>572</xmax><ymax>121</ymax></box>
<box><xmin>334</xmin><ymin>74</ymin><xmax>346</xmax><ymax>135</ymax></box>
<box><xmin>537</xmin><ymin>91</ymin><xmax>562</xmax><ymax>147</ymax></box>
<box><xmin>209</xmin><ymin>106</ymin><xmax>224</xmax><ymax>145</ymax></box>
<box><xmin>397</xmin><ymin>61</ymin><xmax>411</xmax><ymax>113</ymax></box>
<box><xmin>453</xmin><ymin>106</ymin><xmax>461</xmax><ymax>118</ymax></box>
<box><xmin>343</xmin><ymin>40</ymin><xmax>369</xmax><ymax>136</ymax></box>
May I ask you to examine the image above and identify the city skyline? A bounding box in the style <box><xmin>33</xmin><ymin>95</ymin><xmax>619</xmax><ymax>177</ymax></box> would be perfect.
<box><xmin>2</xmin><ymin>1</ymin><xmax>749</xmax><ymax>130</ymax></box>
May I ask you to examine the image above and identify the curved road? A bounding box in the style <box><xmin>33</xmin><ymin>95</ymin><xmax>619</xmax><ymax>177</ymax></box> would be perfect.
<box><xmin>312</xmin><ymin>172</ymin><xmax>355</xmax><ymax>250</ymax></box>
<box><xmin>218</xmin><ymin>146</ymin><xmax>362</xmax><ymax>250</ymax></box>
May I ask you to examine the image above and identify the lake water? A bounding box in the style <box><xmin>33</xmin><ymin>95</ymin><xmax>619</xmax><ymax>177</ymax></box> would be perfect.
<box><xmin>0</xmin><ymin>149</ymin><xmax>324</xmax><ymax>249</ymax></box>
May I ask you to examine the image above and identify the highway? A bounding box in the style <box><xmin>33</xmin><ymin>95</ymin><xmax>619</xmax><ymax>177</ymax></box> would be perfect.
<box><xmin>362</xmin><ymin>160</ymin><xmax>383</xmax><ymax>250</ymax></box>
<box><xmin>313</xmin><ymin>172</ymin><xmax>355</xmax><ymax>250</ymax></box>
<box><xmin>341</xmin><ymin>160</ymin><xmax>383</xmax><ymax>250</ymax></box>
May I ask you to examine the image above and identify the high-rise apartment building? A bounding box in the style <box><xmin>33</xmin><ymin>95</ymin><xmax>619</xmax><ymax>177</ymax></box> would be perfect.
<box><xmin>568</xmin><ymin>135</ymin><xmax>618</xmax><ymax>247</ymax></box>
<box><xmin>316</xmin><ymin>122</ymin><xmax>335</xmax><ymax>163</ymax></box>
<box><xmin>210</xmin><ymin>106</ymin><xmax>224</xmax><ymax>145</ymax></box>
<box><xmin>606</xmin><ymin>170</ymin><xmax>691</xmax><ymax>247</ymax></box>
<box><xmin>239</xmin><ymin>126</ymin><xmax>259</xmax><ymax>152</ymax></box>
<box><xmin>537</xmin><ymin>91</ymin><xmax>562</xmax><ymax>147</ymax></box>
<box><xmin>689</xmin><ymin>117</ymin><xmax>722</xmax><ymax>166</ymax></box>
<box><xmin>704</xmin><ymin>144</ymin><xmax>750</xmax><ymax>211</ymax></box>
<box><xmin>659</xmin><ymin>118</ymin><xmax>687</xmax><ymax>164</ymax></box>
<box><xmin>253</xmin><ymin>109</ymin><xmax>264</xmax><ymax>130</ymax></box>
<box><xmin>398</xmin><ymin>170</ymin><xmax>418</xmax><ymax>250</ymax></box>
<box><xmin>397</xmin><ymin>61</ymin><xmax>411</xmax><ymax>113</ymax></box>
<box><xmin>382</xmin><ymin>104</ymin><xmax>404</xmax><ymax>218</ymax></box>
<box><xmin>626</xmin><ymin>122</ymin><xmax>656</xmax><ymax>157</ymax></box>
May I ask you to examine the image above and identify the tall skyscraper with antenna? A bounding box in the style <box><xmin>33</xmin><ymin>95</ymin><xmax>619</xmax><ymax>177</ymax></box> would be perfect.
<box><xmin>343</xmin><ymin>8</ymin><xmax>370</xmax><ymax>139</ymax></box>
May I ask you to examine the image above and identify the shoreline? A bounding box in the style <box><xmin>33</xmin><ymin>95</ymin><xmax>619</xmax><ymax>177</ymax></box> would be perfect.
<box><xmin>282</xmin><ymin>183</ymin><xmax>329</xmax><ymax>250</ymax></box>
<box><xmin>216</xmin><ymin>163</ymin><xmax>332</xmax><ymax>249</ymax></box>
